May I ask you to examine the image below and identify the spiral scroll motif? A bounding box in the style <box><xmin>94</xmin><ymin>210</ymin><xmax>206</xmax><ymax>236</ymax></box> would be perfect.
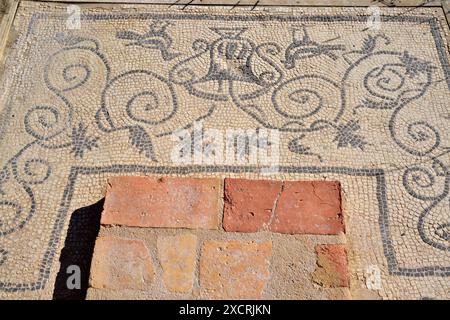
<box><xmin>403</xmin><ymin>159</ymin><xmax>450</xmax><ymax>251</ymax></box>
<box><xmin>0</xmin><ymin>37</ymin><xmax>109</xmax><ymax>238</ymax></box>
<box><xmin>390</xmin><ymin>112</ymin><xmax>440</xmax><ymax>157</ymax></box>
<box><xmin>364</xmin><ymin>64</ymin><xmax>406</xmax><ymax>99</ymax></box>
<box><xmin>103</xmin><ymin>70</ymin><xmax>178</xmax><ymax>127</ymax></box>
<box><xmin>24</xmin><ymin>105</ymin><xmax>67</xmax><ymax>141</ymax></box>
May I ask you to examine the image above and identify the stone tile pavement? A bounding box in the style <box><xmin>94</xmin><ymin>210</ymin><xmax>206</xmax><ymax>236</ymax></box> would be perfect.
<box><xmin>87</xmin><ymin>176</ymin><xmax>349</xmax><ymax>299</ymax></box>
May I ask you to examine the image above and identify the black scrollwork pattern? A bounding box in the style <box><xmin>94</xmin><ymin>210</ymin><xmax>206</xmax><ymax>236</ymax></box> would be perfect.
<box><xmin>118</xmin><ymin>25</ymin><xmax>448</xmax><ymax>255</ymax></box>
<box><xmin>3</xmin><ymin>25</ymin><xmax>448</xmax><ymax>247</ymax></box>
<box><xmin>0</xmin><ymin>34</ymin><xmax>109</xmax><ymax>237</ymax></box>
<box><xmin>343</xmin><ymin>36</ymin><xmax>448</xmax><ymax>253</ymax></box>
<box><xmin>403</xmin><ymin>159</ymin><xmax>450</xmax><ymax>251</ymax></box>
<box><xmin>1</xmin><ymin>16</ymin><xmax>449</xmax><ymax>294</ymax></box>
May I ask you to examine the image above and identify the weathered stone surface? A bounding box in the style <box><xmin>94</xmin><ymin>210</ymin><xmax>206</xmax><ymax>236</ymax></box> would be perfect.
<box><xmin>157</xmin><ymin>234</ymin><xmax>197</xmax><ymax>293</ymax></box>
<box><xmin>223</xmin><ymin>178</ymin><xmax>282</xmax><ymax>232</ymax></box>
<box><xmin>271</xmin><ymin>181</ymin><xmax>344</xmax><ymax>235</ymax></box>
<box><xmin>223</xmin><ymin>179</ymin><xmax>344</xmax><ymax>235</ymax></box>
<box><xmin>313</xmin><ymin>244</ymin><xmax>349</xmax><ymax>288</ymax></box>
<box><xmin>200</xmin><ymin>240</ymin><xmax>272</xmax><ymax>299</ymax></box>
<box><xmin>101</xmin><ymin>176</ymin><xmax>220</xmax><ymax>229</ymax></box>
<box><xmin>89</xmin><ymin>236</ymin><xmax>154</xmax><ymax>290</ymax></box>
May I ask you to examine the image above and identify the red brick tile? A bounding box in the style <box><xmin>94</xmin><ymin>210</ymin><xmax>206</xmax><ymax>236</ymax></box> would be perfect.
<box><xmin>313</xmin><ymin>244</ymin><xmax>349</xmax><ymax>288</ymax></box>
<box><xmin>270</xmin><ymin>181</ymin><xmax>344</xmax><ymax>235</ymax></box>
<box><xmin>157</xmin><ymin>234</ymin><xmax>197</xmax><ymax>293</ymax></box>
<box><xmin>200</xmin><ymin>240</ymin><xmax>272</xmax><ymax>299</ymax></box>
<box><xmin>223</xmin><ymin>178</ymin><xmax>282</xmax><ymax>232</ymax></box>
<box><xmin>101</xmin><ymin>176</ymin><xmax>220</xmax><ymax>229</ymax></box>
<box><xmin>89</xmin><ymin>236</ymin><xmax>154</xmax><ymax>290</ymax></box>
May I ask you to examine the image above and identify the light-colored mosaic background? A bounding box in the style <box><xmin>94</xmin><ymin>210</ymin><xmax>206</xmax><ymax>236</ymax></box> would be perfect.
<box><xmin>0</xmin><ymin>1</ymin><xmax>449</xmax><ymax>298</ymax></box>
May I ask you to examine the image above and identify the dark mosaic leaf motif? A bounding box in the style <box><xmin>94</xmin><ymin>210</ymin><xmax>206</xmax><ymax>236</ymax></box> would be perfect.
<box><xmin>400</xmin><ymin>51</ymin><xmax>435</xmax><ymax>78</ymax></box>
<box><xmin>360</xmin><ymin>35</ymin><xmax>377</xmax><ymax>55</ymax></box>
<box><xmin>435</xmin><ymin>223</ymin><xmax>450</xmax><ymax>242</ymax></box>
<box><xmin>288</xmin><ymin>135</ymin><xmax>311</xmax><ymax>154</ymax></box>
<box><xmin>432</xmin><ymin>157</ymin><xmax>449</xmax><ymax>177</ymax></box>
<box><xmin>69</xmin><ymin>123</ymin><xmax>99</xmax><ymax>158</ymax></box>
<box><xmin>128</xmin><ymin>125</ymin><xmax>157</xmax><ymax>162</ymax></box>
<box><xmin>288</xmin><ymin>134</ymin><xmax>322</xmax><ymax>161</ymax></box>
<box><xmin>333</xmin><ymin>120</ymin><xmax>367</xmax><ymax>150</ymax></box>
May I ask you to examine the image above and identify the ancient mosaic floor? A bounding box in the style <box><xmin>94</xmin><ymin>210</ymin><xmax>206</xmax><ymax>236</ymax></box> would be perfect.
<box><xmin>0</xmin><ymin>1</ymin><xmax>449</xmax><ymax>299</ymax></box>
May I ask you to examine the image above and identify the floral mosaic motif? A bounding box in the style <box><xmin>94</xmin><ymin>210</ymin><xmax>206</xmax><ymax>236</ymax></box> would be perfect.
<box><xmin>332</xmin><ymin>120</ymin><xmax>367</xmax><ymax>150</ymax></box>
<box><xmin>128</xmin><ymin>125</ymin><xmax>157</xmax><ymax>162</ymax></box>
<box><xmin>68</xmin><ymin>123</ymin><xmax>99</xmax><ymax>158</ymax></box>
<box><xmin>435</xmin><ymin>223</ymin><xmax>450</xmax><ymax>242</ymax></box>
<box><xmin>400</xmin><ymin>51</ymin><xmax>436</xmax><ymax>78</ymax></box>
